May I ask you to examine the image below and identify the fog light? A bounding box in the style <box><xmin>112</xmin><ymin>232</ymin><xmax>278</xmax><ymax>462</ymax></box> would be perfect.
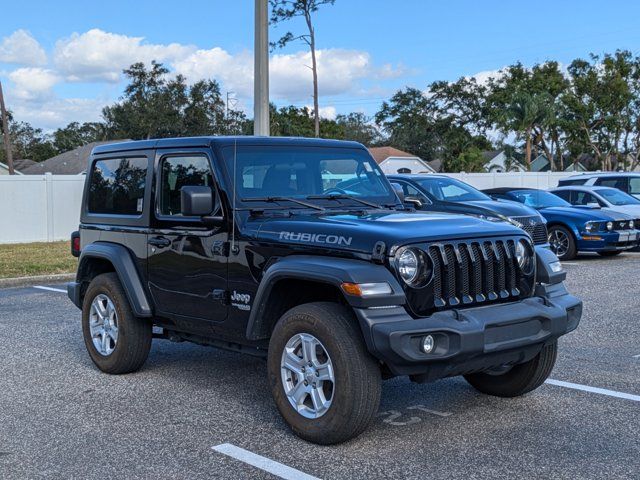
<box><xmin>421</xmin><ymin>335</ymin><xmax>435</xmax><ymax>353</ymax></box>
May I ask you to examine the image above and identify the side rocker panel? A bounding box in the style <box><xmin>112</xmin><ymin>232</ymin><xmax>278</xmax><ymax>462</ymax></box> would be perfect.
<box><xmin>246</xmin><ymin>255</ymin><xmax>406</xmax><ymax>340</ymax></box>
<box><xmin>70</xmin><ymin>242</ymin><xmax>153</xmax><ymax>317</ymax></box>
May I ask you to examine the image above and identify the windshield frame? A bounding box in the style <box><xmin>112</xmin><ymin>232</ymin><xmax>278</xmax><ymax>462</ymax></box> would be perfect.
<box><xmin>509</xmin><ymin>189</ymin><xmax>572</xmax><ymax>209</ymax></box>
<box><xmin>219</xmin><ymin>145</ymin><xmax>399</xmax><ymax>209</ymax></box>
<box><xmin>415</xmin><ymin>177</ymin><xmax>492</xmax><ymax>203</ymax></box>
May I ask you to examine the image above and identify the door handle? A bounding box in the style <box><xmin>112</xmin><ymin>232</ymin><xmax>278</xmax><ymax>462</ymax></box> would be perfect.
<box><xmin>148</xmin><ymin>236</ymin><xmax>171</xmax><ymax>248</ymax></box>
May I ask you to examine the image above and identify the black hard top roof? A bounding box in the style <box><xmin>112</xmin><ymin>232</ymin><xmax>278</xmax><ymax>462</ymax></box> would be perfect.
<box><xmin>482</xmin><ymin>187</ymin><xmax>543</xmax><ymax>193</ymax></box>
<box><xmin>91</xmin><ymin>136</ymin><xmax>365</xmax><ymax>155</ymax></box>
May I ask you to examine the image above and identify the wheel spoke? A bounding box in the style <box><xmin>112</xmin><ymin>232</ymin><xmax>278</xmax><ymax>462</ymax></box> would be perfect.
<box><xmin>289</xmin><ymin>380</ymin><xmax>308</xmax><ymax>406</ymax></box>
<box><xmin>282</xmin><ymin>351</ymin><xmax>304</xmax><ymax>375</ymax></box>
<box><xmin>101</xmin><ymin>332</ymin><xmax>109</xmax><ymax>353</ymax></box>
<box><xmin>108</xmin><ymin>326</ymin><xmax>118</xmax><ymax>342</ymax></box>
<box><xmin>310</xmin><ymin>387</ymin><xmax>327</xmax><ymax>413</ymax></box>
<box><xmin>300</xmin><ymin>335</ymin><xmax>317</xmax><ymax>365</ymax></box>
<box><xmin>316</xmin><ymin>362</ymin><xmax>333</xmax><ymax>382</ymax></box>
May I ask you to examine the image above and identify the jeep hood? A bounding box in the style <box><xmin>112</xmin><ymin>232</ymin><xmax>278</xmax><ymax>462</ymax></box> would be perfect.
<box><xmin>245</xmin><ymin>210</ymin><xmax>525</xmax><ymax>254</ymax></box>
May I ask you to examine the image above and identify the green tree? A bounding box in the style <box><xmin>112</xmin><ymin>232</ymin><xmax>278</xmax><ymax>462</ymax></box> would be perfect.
<box><xmin>52</xmin><ymin>122</ymin><xmax>108</xmax><ymax>152</ymax></box>
<box><xmin>335</xmin><ymin>112</ymin><xmax>381</xmax><ymax>145</ymax></box>
<box><xmin>270</xmin><ymin>0</ymin><xmax>336</xmax><ymax>138</ymax></box>
<box><xmin>446</xmin><ymin>146</ymin><xmax>486</xmax><ymax>173</ymax></box>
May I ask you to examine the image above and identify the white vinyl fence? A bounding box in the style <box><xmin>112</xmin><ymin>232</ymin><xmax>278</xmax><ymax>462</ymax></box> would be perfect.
<box><xmin>0</xmin><ymin>174</ymin><xmax>85</xmax><ymax>244</ymax></box>
<box><xmin>0</xmin><ymin>171</ymin><xmax>579</xmax><ymax>244</ymax></box>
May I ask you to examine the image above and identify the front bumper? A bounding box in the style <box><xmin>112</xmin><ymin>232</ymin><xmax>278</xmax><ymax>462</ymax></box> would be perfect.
<box><xmin>578</xmin><ymin>230</ymin><xmax>639</xmax><ymax>252</ymax></box>
<box><xmin>355</xmin><ymin>282</ymin><xmax>582</xmax><ymax>381</ymax></box>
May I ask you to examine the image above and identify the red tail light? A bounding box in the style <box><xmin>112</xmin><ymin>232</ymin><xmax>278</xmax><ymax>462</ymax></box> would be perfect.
<box><xmin>71</xmin><ymin>231</ymin><xmax>81</xmax><ymax>257</ymax></box>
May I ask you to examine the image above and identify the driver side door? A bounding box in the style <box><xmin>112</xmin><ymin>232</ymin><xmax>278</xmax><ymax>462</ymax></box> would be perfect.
<box><xmin>147</xmin><ymin>150</ymin><xmax>229</xmax><ymax>333</ymax></box>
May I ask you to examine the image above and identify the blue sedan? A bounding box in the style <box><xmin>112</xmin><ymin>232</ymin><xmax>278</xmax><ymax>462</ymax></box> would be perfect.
<box><xmin>483</xmin><ymin>187</ymin><xmax>638</xmax><ymax>260</ymax></box>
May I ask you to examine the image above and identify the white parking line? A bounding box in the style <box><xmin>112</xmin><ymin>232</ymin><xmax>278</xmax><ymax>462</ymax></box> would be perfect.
<box><xmin>212</xmin><ymin>443</ymin><xmax>320</xmax><ymax>480</ymax></box>
<box><xmin>560</xmin><ymin>262</ymin><xmax>579</xmax><ymax>266</ymax></box>
<box><xmin>546</xmin><ymin>379</ymin><xmax>640</xmax><ymax>402</ymax></box>
<box><xmin>33</xmin><ymin>286</ymin><xmax>67</xmax><ymax>293</ymax></box>
<box><xmin>632</xmin><ymin>354</ymin><xmax>640</xmax><ymax>359</ymax></box>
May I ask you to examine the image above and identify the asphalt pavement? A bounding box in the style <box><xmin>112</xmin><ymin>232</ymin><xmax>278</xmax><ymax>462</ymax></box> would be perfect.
<box><xmin>1</xmin><ymin>253</ymin><xmax>639</xmax><ymax>479</ymax></box>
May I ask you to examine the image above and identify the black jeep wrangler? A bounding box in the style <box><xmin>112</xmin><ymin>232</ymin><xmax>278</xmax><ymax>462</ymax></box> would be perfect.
<box><xmin>68</xmin><ymin>136</ymin><xmax>582</xmax><ymax>444</ymax></box>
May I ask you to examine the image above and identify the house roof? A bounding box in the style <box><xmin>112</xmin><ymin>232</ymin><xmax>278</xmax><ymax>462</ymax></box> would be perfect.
<box><xmin>22</xmin><ymin>140</ymin><xmax>130</xmax><ymax>175</ymax></box>
<box><xmin>368</xmin><ymin>146</ymin><xmax>417</xmax><ymax>164</ymax></box>
<box><xmin>0</xmin><ymin>161</ymin><xmax>24</xmax><ymax>175</ymax></box>
<box><xmin>13</xmin><ymin>158</ymin><xmax>36</xmax><ymax>171</ymax></box>
<box><xmin>482</xmin><ymin>150</ymin><xmax>503</xmax><ymax>162</ymax></box>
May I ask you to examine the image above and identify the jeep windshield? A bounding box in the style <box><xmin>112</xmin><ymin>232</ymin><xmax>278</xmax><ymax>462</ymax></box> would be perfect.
<box><xmin>221</xmin><ymin>145</ymin><xmax>397</xmax><ymax>209</ymax></box>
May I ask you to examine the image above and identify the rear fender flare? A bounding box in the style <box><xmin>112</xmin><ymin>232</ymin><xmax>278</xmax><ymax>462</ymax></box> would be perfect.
<box><xmin>76</xmin><ymin>242</ymin><xmax>152</xmax><ymax>317</ymax></box>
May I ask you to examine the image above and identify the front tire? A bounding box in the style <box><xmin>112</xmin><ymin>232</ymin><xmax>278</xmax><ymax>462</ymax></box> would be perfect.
<box><xmin>82</xmin><ymin>272</ymin><xmax>152</xmax><ymax>374</ymax></box>
<box><xmin>267</xmin><ymin>302</ymin><xmax>382</xmax><ymax>445</ymax></box>
<box><xmin>464</xmin><ymin>341</ymin><xmax>557</xmax><ymax>397</ymax></box>
<box><xmin>548</xmin><ymin>225</ymin><xmax>577</xmax><ymax>260</ymax></box>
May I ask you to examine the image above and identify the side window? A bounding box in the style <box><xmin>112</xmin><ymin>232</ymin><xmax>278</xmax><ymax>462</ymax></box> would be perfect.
<box><xmin>159</xmin><ymin>155</ymin><xmax>215</xmax><ymax>216</ymax></box>
<box><xmin>400</xmin><ymin>182</ymin><xmax>430</xmax><ymax>204</ymax></box>
<box><xmin>553</xmin><ymin>190</ymin><xmax>571</xmax><ymax>202</ymax></box>
<box><xmin>629</xmin><ymin>178</ymin><xmax>640</xmax><ymax>196</ymax></box>
<box><xmin>595</xmin><ymin>177</ymin><xmax>627</xmax><ymax>191</ymax></box>
<box><xmin>88</xmin><ymin>157</ymin><xmax>148</xmax><ymax>215</ymax></box>
<box><xmin>572</xmin><ymin>191</ymin><xmax>598</xmax><ymax>206</ymax></box>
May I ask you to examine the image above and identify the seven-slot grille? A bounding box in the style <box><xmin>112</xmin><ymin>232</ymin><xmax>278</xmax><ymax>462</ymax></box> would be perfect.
<box><xmin>509</xmin><ymin>215</ymin><xmax>548</xmax><ymax>245</ymax></box>
<box><xmin>427</xmin><ymin>239</ymin><xmax>527</xmax><ymax>309</ymax></box>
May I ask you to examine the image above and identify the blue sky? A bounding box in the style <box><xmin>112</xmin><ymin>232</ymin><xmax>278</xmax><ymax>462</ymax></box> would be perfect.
<box><xmin>1</xmin><ymin>0</ymin><xmax>640</xmax><ymax>130</ymax></box>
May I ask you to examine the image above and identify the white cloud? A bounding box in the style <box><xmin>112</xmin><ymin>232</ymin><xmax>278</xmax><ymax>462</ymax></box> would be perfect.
<box><xmin>10</xmin><ymin>96</ymin><xmax>105</xmax><ymax>130</ymax></box>
<box><xmin>8</xmin><ymin>67</ymin><xmax>60</xmax><ymax>100</ymax></box>
<box><xmin>317</xmin><ymin>105</ymin><xmax>337</xmax><ymax>119</ymax></box>
<box><xmin>467</xmin><ymin>68</ymin><xmax>504</xmax><ymax>85</ymax></box>
<box><xmin>0</xmin><ymin>30</ymin><xmax>47</xmax><ymax>66</ymax></box>
<box><xmin>54</xmin><ymin>29</ymin><xmax>195</xmax><ymax>82</ymax></box>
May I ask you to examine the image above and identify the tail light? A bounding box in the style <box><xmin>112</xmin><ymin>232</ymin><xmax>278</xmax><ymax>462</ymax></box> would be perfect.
<box><xmin>71</xmin><ymin>231</ymin><xmax>81</xmax><ymax>257</ymax></box>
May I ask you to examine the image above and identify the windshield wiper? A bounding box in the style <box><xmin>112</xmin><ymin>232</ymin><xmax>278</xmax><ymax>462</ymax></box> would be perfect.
<box><xmin>306</xmin><ymin>194</ymin><xmax>385</xmax><ymax>209</ymax></box>
<box><xmin>241</xmin><ymin>196</ymin><xmax>325</xmax><ymax>211</ymax></box>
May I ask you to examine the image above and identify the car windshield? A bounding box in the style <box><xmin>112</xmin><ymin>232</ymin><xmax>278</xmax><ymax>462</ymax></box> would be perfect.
<box><xmin>595</xmin><ymin>188</ymin><xmax>640</xmax><ymax>205</ymax></box>
<box><xmin>510</xmin><ymin>190</ymin><xmax>571</xmax><ymax>208</ymax></box>
<box><xmin>220</xmin><ymin>145</ymin><xmax>397</xmax><ymax>207</ymax></box>
<box><xmin>415</xmin><ymin>177</ymin><xmax>490</xmax><ymax>202</ymax></box>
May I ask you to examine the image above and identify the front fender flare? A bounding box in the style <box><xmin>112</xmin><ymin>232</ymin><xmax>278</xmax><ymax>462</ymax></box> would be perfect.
<box><xmin>74</xmin><ymin>242</ymin><xmax>152</xmax><ymax>317</ymax></box>
<box><xmin>246</xmin><ymin>255</ymin><xmax>406</xmax><ymax>340</ymax></box>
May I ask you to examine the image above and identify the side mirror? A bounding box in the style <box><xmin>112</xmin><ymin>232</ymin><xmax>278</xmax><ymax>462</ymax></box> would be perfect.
<box><xmin>586</xmin><ymin>202</ymin><xmax>601</xmax><ymax>209</ymax></box>
<box><xmin>390</xmin><ymin>182</ymin><xmax>405</xmax><ymax>203</ymax></box>
<box><xmin>181</xmin><ymin>186</ymin><xmax>213</xmax><ymax>216</ymax></box>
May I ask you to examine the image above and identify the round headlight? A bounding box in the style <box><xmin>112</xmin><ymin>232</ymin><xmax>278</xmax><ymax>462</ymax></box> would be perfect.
<box><xmin>397</xmin><ymin>248</ymin><xmax>419</xmax><ymax>284</ymax></box>
<box><xmin>515</xmin><ymin>239</ymin><xmax>534</xmax><ymax>274</ymax></box>
<box><xmin>606</xmin><ymin>221</ymin><xmax>613</xmax><ymax>231</ymax></box>
<box><xmin>396</xmin><ymin>247</ymin><xmax>431</xmax><ymax>286</ymax></box>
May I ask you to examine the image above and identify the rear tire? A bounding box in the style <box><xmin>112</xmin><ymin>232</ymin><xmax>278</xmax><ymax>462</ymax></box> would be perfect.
<box><xmin>598</xmin><ymin>251</ymin><xmax>622</xmax><ymax>257</ymax></box>
<box><xmin>464</xmin><ymin>341</ymin><xmax>557</xmax><ymax>397</ymax></box>
<box><xmin>548</xmin><ymin>226</ymin><xmax>577</xmax><ymax>260</ymax></box>
<box><xmin>267</xmin><ymin>302</ymin><xmax>381</xmax><ymax>445</ymax></box>
<box><xmin>82</xmin><ymin>273</ymin><xmax>152</xmax><ymax>374</ymax></box>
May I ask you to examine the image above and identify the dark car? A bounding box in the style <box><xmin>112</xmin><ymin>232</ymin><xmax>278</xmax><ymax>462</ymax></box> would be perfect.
<box><xmin>483</xmin><ymin>187</ymin><xmax>637</xmax><ymax>260</ymax></box>
<box><xmin>387</xmin><ymin>174</ymin><xmax>549</xmax><ymax>246</ymax></box>
<box><xmin>67</xmin><ymin>137</ymin><xmax>581</xmax><ymax>444</ymax></box>
<box><xmin>558</xmin><ymin>172</ymin><xmax>640</xmax><ymax>200</ymax></box>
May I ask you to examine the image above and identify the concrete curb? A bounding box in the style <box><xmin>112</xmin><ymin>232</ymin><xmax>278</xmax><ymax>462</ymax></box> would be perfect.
<box><xmin>0</xmin><ymin>273</ymin><xmax>75</xmax><ymax>289</ymax></box>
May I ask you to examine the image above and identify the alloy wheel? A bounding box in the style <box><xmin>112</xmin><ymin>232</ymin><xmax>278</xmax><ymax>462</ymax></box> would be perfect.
<box><xmin>280</xmin><ymin>333</ymin><xmax>335</xmax><ymax>419</ymax></box>
<box><xmin>89</xmin><ymin>294</ymin><xmax>119</xmax><ymax>356</ymax></box>
<box><xmin>549</xmin><ymin>229</ymin><xmax>570</xmax><ymax>258</ymax></box>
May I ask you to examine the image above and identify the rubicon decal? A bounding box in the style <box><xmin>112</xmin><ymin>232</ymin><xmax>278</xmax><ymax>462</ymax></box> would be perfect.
<box><xmin>279</xmin><ymin>231</ymin><xmax>353</xmax><ymax>246</ymax></box>
<box><xmin>231</xmin><ymin>291</ymin><xmax>251</xmax><ymax>311</ymax></box>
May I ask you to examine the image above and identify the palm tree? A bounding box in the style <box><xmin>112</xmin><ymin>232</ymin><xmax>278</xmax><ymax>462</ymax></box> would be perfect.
<box><xmin>503</xmin><ymin>92</ymin><xmax>553</xmax><ymax>170</ymax></box>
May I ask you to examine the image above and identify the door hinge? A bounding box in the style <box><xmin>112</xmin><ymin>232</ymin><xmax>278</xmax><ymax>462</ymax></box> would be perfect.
<box><xmin>372</xmin><ymin>241</ymin><xmax>386</xmax><ymax>264</ymax></box>
<box><xmin>212</xmin><ymin>240</ymin><xmax>230</xmax><ymax>256</ymax></box>
<box><xmin>213</xmin><ymin>289</ymin><xmax>230</xmax><ymax>305</ymax></box>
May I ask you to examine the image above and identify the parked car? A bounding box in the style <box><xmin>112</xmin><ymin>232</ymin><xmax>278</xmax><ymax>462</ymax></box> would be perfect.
<box><xmin>550</xmin><ymin>185</ymin><xmax>640</xmax><ymax>220</ymax></box>
<box><xmin>67</xmin><ymin>136</ymin><xmax>581</xmax><ymax>445</ymax></box>
<box><xmin>558</xmin><ymin>172</ymin><xmax>640</xmax><ymax>199</ymax></box>
<box><xmin>483</xmin><ymin>187</ymin><xmax>638</xmax><ymax>260</ymax></box>
<box><xmin>387</xmin><ymin>174</ymin><xmax>549</xmax><ymax>246</ymax></box>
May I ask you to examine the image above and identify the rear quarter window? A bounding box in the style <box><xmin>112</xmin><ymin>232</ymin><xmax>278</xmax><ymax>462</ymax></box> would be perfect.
<box><xmin>88</xmin><ymin>157</ymin><xmax>148</xmax><ymax>215</ymax></box>
<box><xmin>558</xmin><ymin>179</ymin><xmax>587</xmax><ymax>186</ymax></box>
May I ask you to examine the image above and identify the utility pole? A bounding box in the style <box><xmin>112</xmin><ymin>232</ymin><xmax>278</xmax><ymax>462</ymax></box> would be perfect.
<box><xmin>254</xmin><ymin>0</ymin><xmax>270</xmax><ymax>136</ymax></box>
<box><xmin>0</xmin><ymin>81</ymin><xmax>15</xmax><ymax>175</ymax></box>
